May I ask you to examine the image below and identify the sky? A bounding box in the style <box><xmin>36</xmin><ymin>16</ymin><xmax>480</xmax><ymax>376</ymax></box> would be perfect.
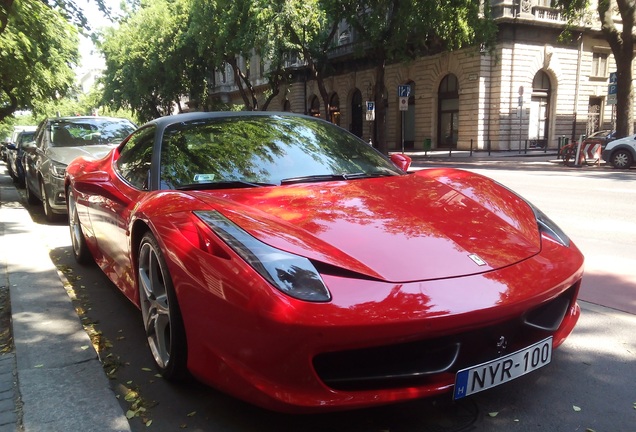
<box><xmin>75</xmin><ymin>0</ymin><xmax>122</xmax><ymax>76</ymax></box>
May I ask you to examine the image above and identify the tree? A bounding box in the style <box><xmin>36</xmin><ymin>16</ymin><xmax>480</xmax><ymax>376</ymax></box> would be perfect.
<box><xmin>188</xmin><ymin>0</ymin><xmax>258</xmax><ymax>110</ymax></box>
<box><xmin>261</xmin><ymin>0</ymin><xmax>338</xmax><ymax>116</ymax></box>
<box><xmin>0</xmin><ymin>0</ymin><xmax>79</xmax><ymax>122</ymax></box>
<box><xmin>99</xmin><ymin>0</ymin><xmax>194</xmax><ymax>122</ymax></box>
<box><xmin>557</xmin><ymin>0</ymin><xmax>634</xmax><ymax>138</ymax></box>
<box><xmin>326</xmin><ymin>0</ymin><xmax>496</xmax><ymax>153</ymax></box>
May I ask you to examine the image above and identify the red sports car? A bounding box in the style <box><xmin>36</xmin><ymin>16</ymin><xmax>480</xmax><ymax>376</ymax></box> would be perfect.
<box><xmin>65</xmin><ymin>112</ymin><xmax>584</xmax><ymax>412</ymax></box>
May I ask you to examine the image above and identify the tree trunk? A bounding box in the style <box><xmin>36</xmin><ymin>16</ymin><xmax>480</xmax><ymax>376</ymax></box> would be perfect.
<box><xmin>0</xmin><ymin>86</ymin><xmax>17</xmax><ymax>123</ymax></box>
<box><xmin>614</xmin><ymin>54</ymin><xmax>634</xmax><ymax>137</ymax></box>
<box><xmin>227</xmin><ymin>57</ymin><xmax>256</xmax><ymax>110</ymax></box>
<box><xmin>599</xmin><ymin>0</ymin><xmax>635</xmax><ymax>137</ymax></box>
<box><xmin>373</xmin><ymin>60</ymin><xmax>387</xmax><ymax>154</ymax></box>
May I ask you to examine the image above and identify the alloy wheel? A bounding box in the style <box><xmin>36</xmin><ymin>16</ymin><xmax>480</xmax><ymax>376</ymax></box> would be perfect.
<box><xmin>138</xmin><ymin>238</ymin><xmax>173</xmax><ymax>370</ymax></box>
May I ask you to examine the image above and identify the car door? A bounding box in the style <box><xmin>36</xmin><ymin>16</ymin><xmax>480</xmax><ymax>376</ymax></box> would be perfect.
<box><xmin>89</xmin><ymin>125</ymin><xmax>156</xmax><ymax>298</ymax></box>
<box><xmin>23</xmin><ymin>121</ymin><xmax>47</xmax><ymax>196</ymax></box>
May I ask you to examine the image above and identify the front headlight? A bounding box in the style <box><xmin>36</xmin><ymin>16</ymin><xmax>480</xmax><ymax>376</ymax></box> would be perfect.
<box><xmin>50</xmin><ymin>161</ymin><xmax>67</xmax><ymax>179</ymax></box>
<box><xmin>530</xmin><ymin>204</ymin><xmax>571</xmax><ymax>247</ymax></box>
<box><xmin>494</xmin><ymin>180</ymin><xmax>571</xmax><ymax>248</ymax></box>
<box><xmin>194</xmin><ymin>210</ymin><xmax>332</xmax><ymax>302</ymax></box>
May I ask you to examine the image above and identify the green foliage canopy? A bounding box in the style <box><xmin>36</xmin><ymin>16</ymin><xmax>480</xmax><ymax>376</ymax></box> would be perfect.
<box><xmin>0</xmin><ymin>0</ymin><xmax>79</xmax><ymax>122</ymax></box>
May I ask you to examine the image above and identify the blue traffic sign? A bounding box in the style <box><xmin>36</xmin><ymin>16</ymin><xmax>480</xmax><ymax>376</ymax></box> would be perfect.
<box><xmin>609</xmin><ymin>72</ymin><xmax>617</xmax><ymax>84</ymax></box>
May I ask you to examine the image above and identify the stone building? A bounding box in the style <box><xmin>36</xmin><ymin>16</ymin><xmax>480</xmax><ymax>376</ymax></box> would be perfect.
<box><xmin>210</xmin><ymin>0</ymin><xmax>627</xmax><ymax>152</ymax></box>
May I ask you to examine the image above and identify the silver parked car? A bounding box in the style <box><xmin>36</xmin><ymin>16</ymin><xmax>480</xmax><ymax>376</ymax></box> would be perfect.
<box><xmin>23</xmin><ymin>116</ymin><xmax>136</xmax><ymax>221</ymax></box>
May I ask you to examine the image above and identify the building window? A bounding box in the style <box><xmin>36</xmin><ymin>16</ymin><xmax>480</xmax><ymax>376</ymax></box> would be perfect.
<box><xmin>438</xmin><ymin>74</ymin><xmax>459</xmax><ymax>148</ymax></box>
<box><xmin>528</xmin><ymin>71</ymin><xmax>551</xmax><ymax>148</ymax></box>
<box><xmin>309</xmin><ymin>96</ymin><xmax>321</xmax><ymax>117</ymax></box>
<box><xmin>329</xmin><ymin>93</ymin><xmax>340</xmax><ymax>125</ymax></box>
<box><xmin>591</xmin><ymin>53</ymin><xmax>608</xmax><ymax>78</ymax></box>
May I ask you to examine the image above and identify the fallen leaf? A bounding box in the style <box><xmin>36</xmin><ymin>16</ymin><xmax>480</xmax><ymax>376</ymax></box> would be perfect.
<box><xmin>34</xmin><ymin>364</ymin><xmax>44</xmax><ymax>368</ymax></box>
<box><xmin>142</xmin><ymin>367</ymin><xmax>152</xmax><ymax>372</ymax></box>
<box><xmin>126</xmin><ymin>410</ymin><xmax>136</xmax><ymax>419</ymax></box>
<box><xmin>187</xmin><ymin>411</ymin><xmax>196</xmax><ymax>417</ymax></box>
<box><xmin>488</xmin><ymin>412</ymin><xmax>498</xmax><ymax>417</ymax></box>
<box><xmin>80</xmin><ymin>345</ymin><xmax>89</xmax><ymax>350</ymax></box>
<box><xmin>573</xmin><ymin>405</ymin><xmax>581</xmax><ymax>412</ymax></box>
<box><xmin>145</xmin><ymin>420</ymin><xmax>153</xmax><ymax>427</ymax></box>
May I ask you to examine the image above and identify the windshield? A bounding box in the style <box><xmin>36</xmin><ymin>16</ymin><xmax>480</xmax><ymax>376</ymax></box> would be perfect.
<box><xmin>49</xmin><ymin>118</ymin><xmax>136</xmax><ymax>147</ymax></box>
<box><xmin>160</xmin><ymin>115</ymin><xmax>404</xmax><ymax>189</ymax></box>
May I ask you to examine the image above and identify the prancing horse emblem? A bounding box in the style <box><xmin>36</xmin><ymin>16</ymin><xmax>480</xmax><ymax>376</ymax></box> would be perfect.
<box><xmin>468</xmin><ymin>253</ymin><xmax>487</xmax><ymax>266</ymax></box>
<box><xmin>496</xmin><ymin>336</ymin><xmax>508</xmax><ymax>355</ymax></box>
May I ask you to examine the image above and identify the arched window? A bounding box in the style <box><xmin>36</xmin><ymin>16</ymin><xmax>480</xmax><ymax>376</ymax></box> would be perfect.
<box><xmin>438</xmin><ymin>74</ymin><xmax>459</xmax><ymax>148</ymax></box>
<box><xmin>529</xmin><ymin>71</ymin><xmax>551</xmax><ymax>148</ymax></box>
<box><xmin>329</xmin><ymin>93</ymin><xmax>341</xmax><ymax>125</ymax></box>
<box><xmin>282</xmin><ymin>99</ymin><xmax>291</xmax><ymax>112</ymax></box>
<box><xmin>309</xmin><ymin>96</ymin><xmax>321</xmax><ymax>117</ymax></box>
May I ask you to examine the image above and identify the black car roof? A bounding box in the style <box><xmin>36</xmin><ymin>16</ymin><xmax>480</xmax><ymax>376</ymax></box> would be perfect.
<box><xmin>145</xmin><ymin>111</ymin><xmax>314</xmax><ymax>129</ymax></box>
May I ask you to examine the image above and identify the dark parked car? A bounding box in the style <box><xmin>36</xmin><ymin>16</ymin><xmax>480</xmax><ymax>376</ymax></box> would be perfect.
<box><xmin>6</xmin><ymin>130</ymin><xmax>36</xmax><ymax>186</ymax></box>
<box><xmin>582</xmin><ymin>129</ymin><xmax>616</xmax><ymax>148</ymax></box>
<box><xmin>23</xmin><ymin>116</ymin><xmax>136</xmax><ymax>221</ymax></box>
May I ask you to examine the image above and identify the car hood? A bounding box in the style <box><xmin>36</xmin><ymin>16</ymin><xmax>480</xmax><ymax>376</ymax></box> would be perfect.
<box><xmin>47</xmin><ymin>145</ymin><xmax>117</xmax><ymax>165</ymax></box>
<box><xmin>605</xmin><ymin>135</ymin><xmax>636</xmax><ymax>149</ymax></box>
<box><xmin>187</xmin><ymin>169</ymin><xmax>542</xmax><ymax>282</ymax></box>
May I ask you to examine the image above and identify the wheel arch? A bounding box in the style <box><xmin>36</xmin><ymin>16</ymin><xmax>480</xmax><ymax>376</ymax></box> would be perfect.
<box><xmin>130</xmin><ymin>219</ymin><xmax>152</xmax><ymax>305</ymax></box>
<box><xmin>610</xmin><ymin>144</ymin><xmax>636</xmax><ymax>159</ymax></box>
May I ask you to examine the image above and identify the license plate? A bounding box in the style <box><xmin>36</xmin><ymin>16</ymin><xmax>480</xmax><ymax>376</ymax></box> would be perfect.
<box><xmin>453</xmin><ymin>337</ymin><xmax>552</xmax><ymax>400</ymax></box>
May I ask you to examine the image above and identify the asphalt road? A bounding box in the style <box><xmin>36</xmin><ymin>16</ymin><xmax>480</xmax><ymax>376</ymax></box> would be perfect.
<box><xmin>9</xmin><ymin>159</ymin><xmax>636</xmax><ymax>431</ymax></box>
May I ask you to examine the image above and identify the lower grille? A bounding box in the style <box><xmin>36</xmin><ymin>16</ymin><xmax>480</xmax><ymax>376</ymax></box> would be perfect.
<box><xmin>313</xmin><ymin>285</ymin><xmax>576</xmax><ymax>391</ymax></box>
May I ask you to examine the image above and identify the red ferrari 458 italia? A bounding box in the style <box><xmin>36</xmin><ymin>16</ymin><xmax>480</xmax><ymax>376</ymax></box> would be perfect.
<box><xmin>65</xmin><ymin>112</ymin><xmax>584</xmax><ymax>412</ymax></box>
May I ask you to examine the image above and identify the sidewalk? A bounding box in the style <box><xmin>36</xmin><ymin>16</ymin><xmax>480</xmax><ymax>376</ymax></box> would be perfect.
<box><xmin>0</xmin><ymin>165</ymin><xmax>130</xmax><ymax>432</ymax></box>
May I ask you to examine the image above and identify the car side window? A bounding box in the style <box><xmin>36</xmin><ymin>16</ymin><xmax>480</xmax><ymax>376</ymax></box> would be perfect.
<box><xmin>115</xmin><ymin>126</ymin><xmax>155</xmax><ymax>190</ymax></box>
<box><xmin>34</xmin><ymin>121</ymin><xmax>47</xmax><ymax>149</ymax></box>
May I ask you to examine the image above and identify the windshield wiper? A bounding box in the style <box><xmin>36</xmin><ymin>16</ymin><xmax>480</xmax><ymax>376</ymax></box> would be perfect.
<box><xmin>280</xmin><ymin>172</ymin><xmax>369</xmax><ymax>185</ymax></box>
<box><xmin>176</xmin><ymin>180</ymin><xmax>274</xmax><ymax>191</ymax></box>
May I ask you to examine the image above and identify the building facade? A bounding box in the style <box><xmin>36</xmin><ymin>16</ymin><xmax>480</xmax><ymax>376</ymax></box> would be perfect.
<box><xmin>210</xmin><ymin>0</ymin><xmax>629</xmax><ymax>152</ymax></box>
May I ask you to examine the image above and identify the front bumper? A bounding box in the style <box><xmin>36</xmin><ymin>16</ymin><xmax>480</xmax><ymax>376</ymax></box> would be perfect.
<box><xmin>169</xmin><ymin>232</ymin><xmax>584</xmax><ymax>412</ymax></box>
<box><xmin>601</xmin><ymin>149</ymin><xmax>611</xmax><ymax>162</ymax></box>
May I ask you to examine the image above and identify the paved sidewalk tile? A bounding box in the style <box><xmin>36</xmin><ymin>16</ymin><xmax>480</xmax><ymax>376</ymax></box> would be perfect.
<box><xmin>0</xmin><ymin>353</ymin><xmax>17</xmax><ymax>430</ymax></box>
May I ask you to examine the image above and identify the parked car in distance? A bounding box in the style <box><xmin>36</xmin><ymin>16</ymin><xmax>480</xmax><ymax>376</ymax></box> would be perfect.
<box><xmin>583</xmin><ymin>129</ymin><xmax>616</xmax><ymax>148</ymax></box>
<box><xmin>23</xmin><ymin>116</ymin><xmax>136</xmax><ymax>221</ymax></box>
<box><xmin>6</xmin><ymin>130</ymin><xmax>36</xmax><ymax>186</ymax></box>
<box><xmin>1</xmin><ymin>140</ymin><xmax>9</xmax><ymax>162</ymax></box>
<box><xmin>2</xmin><ymin>126</ymin><xmax>37</xmax><ymax>162</ymax></box>
<box><xmin>65</xmin><ymin>111</ymin><xmax>584</xmax><ymax>413</ymax></box>
<box><xmin>601</xmin><ymin>134</ymin><xmax>636</xmax><ymax>169</ymax></box>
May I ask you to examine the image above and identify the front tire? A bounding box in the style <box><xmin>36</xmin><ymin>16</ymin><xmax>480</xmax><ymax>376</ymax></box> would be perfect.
<box><xmin>67</xmin><ymin>190</ymin><xmax>92</xmax><ymax>264</ymax></box>
<box><xmin>610</xmin><ymin>149</ymin><xmax>633</xmax><ymax>169</ymax></box>
<box><xmin>40</xmin><ymin>180</ymin><xmax>59</xmax><ymax>222</ymax></box>
<box><xmin>138</xmin><ymin>232</ymin><xmax>188</xmax><ymax>380</ymax></box>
